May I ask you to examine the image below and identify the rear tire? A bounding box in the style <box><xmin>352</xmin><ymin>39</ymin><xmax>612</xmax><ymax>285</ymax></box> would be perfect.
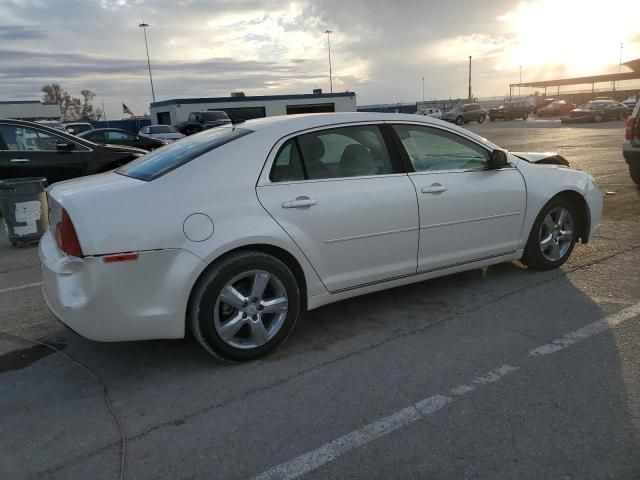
<box><xmin>478</xmin><ymin>114</ymin><xmax>486</xmax><ymax>124</ymax></box>
<box><xmin>189</xmin><ymin>251</ymin><xmax>301</xmax><ymax>361</ymax></box>
<box><xmin>455</xmin><ymin>116</ymin><xmax>464</xmax><ymax>125</ymax></box>
<box><xmin>521</xmin><ymin>198</ymin><xmax>579</xmax><ymax>270</ymax></box>
<box><xmin>630</xmin><ymin>165</ymin><xmax>640</xmax><ymax>186</ymax></box>
<box><xmin>594</xmin><ymin>114</ymin><xmax>603</xmax><ymax>123</ymax></box>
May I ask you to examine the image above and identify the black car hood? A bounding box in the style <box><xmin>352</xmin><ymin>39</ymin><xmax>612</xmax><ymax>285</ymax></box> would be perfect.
<box><xmin>99</xmin><ymin>143</ymin><xmax>148</xmax><ymax>155</ymax></box>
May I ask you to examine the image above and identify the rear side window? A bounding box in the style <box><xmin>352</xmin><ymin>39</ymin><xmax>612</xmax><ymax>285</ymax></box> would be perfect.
<box><xmin>270</xmin><ymin>125</ymin><xmax>394</xmax><ymax>182</ymax></box>
<box><xmin>117</xmin><ymin>126</ymin><xmax>252</xmax><ymax>181</ymax></box>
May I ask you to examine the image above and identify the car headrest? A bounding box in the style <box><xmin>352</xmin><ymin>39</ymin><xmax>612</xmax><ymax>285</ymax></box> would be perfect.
<box><xmin>339</xmin><ymin>144</ymin><xmax>372</xmax><ymax>177</ymax></box>
<box><xmin>298</xmin><ymin>135</ymin><xmax>325</xmax><ymax>162</ymax></box>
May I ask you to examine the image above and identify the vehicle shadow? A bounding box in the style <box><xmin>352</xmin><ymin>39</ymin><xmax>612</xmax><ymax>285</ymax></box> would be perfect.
<box><xmin>1</xmin><ymin>251</ymin><xmax>640</xmax><ymax>479</ymax></box>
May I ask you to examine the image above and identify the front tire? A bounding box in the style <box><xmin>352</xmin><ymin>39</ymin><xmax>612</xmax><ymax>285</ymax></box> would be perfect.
<box><xmin>521</xmin><ymin>198</ymin><xmax>578</xmax><ymax>270</ymax></box>
<box><xmin>189</xmin><ymin>251</ymin><xmax>301</xmax><ymax>361</ymax></box>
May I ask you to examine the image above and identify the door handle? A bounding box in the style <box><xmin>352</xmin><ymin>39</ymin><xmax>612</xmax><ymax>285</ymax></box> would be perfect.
<box><xmin>282</xmin><ymin>196</ymin><xmax>318</xmax><ymax>209</ymax></box>
<box><xmin>421</xmin><ymin>184</ymin><xmax>447</xmax><ymax>194</ymax></box>
<box><xmin>10</xmin><ymin>158</ymin><xmax>30</xmax><ymax>163</ymax></box>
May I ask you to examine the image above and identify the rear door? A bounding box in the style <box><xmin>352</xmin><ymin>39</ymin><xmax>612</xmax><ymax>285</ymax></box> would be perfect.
<box><xmin>0</xmin><ymin>123</ymin><xmax>90</xmax><ymax>183</ymax></box>
<box><xmin>390</xmin><ymin>123</ymin><xmax>526</xmax><ymax>271</ymax></box>
<box><xmin>257</xmin><ymin>123</ymin><xmax>419</xmax><ymax>292</ymax></box>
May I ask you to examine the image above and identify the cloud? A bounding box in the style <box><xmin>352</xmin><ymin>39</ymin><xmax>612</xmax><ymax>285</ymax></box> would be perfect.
<box><xmin>0</xmin><ymin>25</ymin><xmax>46</xmax><ymax>40</ymax></box>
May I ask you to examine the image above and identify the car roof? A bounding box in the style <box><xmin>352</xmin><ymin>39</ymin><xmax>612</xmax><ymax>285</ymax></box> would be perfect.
<box><xmin>240</xmin><ymin>112</ymin><xmax>499</xmax><ymax>149</ymax></box>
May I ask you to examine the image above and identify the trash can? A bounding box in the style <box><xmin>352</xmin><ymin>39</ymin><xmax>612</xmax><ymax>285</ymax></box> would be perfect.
<box><xmin>0</xmin><ymin>177</ymin><xmax>49</xmax><ymax>247</ymax></box>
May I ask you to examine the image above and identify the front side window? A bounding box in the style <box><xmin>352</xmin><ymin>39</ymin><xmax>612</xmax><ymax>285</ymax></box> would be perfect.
<box><xmin>0</xmin><ymin>125</ymin><xmax>59</xmax><ymax>151</ymax></box>
<box><xmin>117</xmin><ymin>126</ymin><xmax>252</xmax><ymax>181</ymax></box>
<box><xmin>393</xmin><ymin>125</ymin><xmax>489</xmax><ymax>172</ymax></box>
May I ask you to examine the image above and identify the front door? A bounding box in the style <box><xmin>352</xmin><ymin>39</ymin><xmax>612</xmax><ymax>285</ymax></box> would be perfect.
<box><xmin>390</xmin><ymin>123</ymin><xmax>526</xmax><ymax>271</ymax></box>
<box><xmin>257</xmin><ymin>124</ymin><xmax>419</xmax><ymax>292</ymax></box>
<box><xmin>0</xmin><ymin>123</ymin><xmax>89</xmax><ymax>184</ymax></box>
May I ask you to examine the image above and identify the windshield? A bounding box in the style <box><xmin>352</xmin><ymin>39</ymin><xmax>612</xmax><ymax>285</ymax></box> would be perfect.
<box><xmin>202</xmin><ymin>111</ymin><xmax>230</xmax><ymax>121</ymax></box>
<box><xmin>150</xmin><ymin>125</ymin><xmax>179</xmax><ymax>134</ymax></box>
<box><xmin>117</xmin><ymin>126</ymin><xmax>252</xmax><ymax>181</ymax></box>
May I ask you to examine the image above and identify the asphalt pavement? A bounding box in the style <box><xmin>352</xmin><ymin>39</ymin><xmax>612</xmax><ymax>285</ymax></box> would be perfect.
<box><xmin>1</xmin><ymin>118</ymin><xmax>639</xmax><ymax>480</ymax></box>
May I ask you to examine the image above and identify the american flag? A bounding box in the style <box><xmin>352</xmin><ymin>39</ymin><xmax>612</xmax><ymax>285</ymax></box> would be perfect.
<box><xmin>122</xmin><ymin>103</ymin><xmax>134</xmax><ymax>116</ymax></box>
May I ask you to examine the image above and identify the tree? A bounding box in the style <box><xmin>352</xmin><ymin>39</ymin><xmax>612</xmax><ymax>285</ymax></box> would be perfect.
<box><xmin>41</xmin><ymin>83</ymin><xmax>102</xmax><ymax>121</ymax></box>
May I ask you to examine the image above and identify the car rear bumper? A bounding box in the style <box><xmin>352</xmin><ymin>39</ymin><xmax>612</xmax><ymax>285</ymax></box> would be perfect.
<box><xmin>623</xmin><ymin>141</ymin><xmax>640</xmax><ymax>164</ymax></box>
<box><xmin>39</xmin><ymin>230</ymin><xmax>204</xmax><ymax>341</ymax></box>
<box><xmin>584</xmin><ymin>176</ymin><xmax>604</xmax><ymax>242</ymax></box>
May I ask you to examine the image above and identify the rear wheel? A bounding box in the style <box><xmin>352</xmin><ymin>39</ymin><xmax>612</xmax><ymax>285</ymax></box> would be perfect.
<box><xmin>630</xmin><ymin>165</ymin><xmax>640</xmax><ymax>185</ymax></box>
<box><xmin>455</xmin><ymin>116</ymin><xmax>464</xmax><ymax>125</ymax></box>
<box><xmin>594</xmin><ymin>114</ymin><xmax>603</xmax><ymax>123</ymax></box>
<box><xmin>478</xmin><ymin>114</ymin><xmax>486</xmax><ymax>124</ymax></box>
<box><xmin>189</xmin><ymin>251</ymin><xmax>300</xmax><ymax>361</ymax></box>
<box><xmin>521</xmin><ymin>198</ymin><xmax>578</xmax><ymax>270</ymax></box>
<box><xmin>522</xmin><ymin>113</ymin><xmax>529</xmax><ymax>120</ymax></box>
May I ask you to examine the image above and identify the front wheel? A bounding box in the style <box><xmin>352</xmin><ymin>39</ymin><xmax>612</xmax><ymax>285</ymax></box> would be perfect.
<box><xmin>521</xmin><ymin>199</ymin><xmax>578</xmax><ymax>270</ymax></box>
<box><xmin>189</xmin><ymin>251</ymin><xmax>301</xmax><ymax>361</ymax></box>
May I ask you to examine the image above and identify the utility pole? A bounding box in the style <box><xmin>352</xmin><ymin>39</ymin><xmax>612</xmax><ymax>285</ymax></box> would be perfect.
<box><xmin>618</xmin><ymin>43</ymin><xmax>624</xmax><ymax>91</ymax></box>
<box><xmin>519</xmin><ymin>65</ymin><xmax>522</xmax><ymax>97</ymax></box>
<box><xmin>468</xmin><ymin>56</ymin><xmax>472</xmax><ymax>101</ymax></box>
<box><xmin>422</xmin><ymin>77</ymin><xmax>425</xmax><ymax>102</ymax></box>
<box><xmin>139</xmin><ymin>22</ymin><xmax>156</xmax><ymax>103</ymax></box>
<box><xmin>325</xmin><ymin>30</ymin><xmax>333</xmax><ymax>93</ymax></box>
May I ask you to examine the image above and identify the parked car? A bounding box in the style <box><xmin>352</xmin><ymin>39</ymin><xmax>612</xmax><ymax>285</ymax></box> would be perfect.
<box><xmin>40</xmin><ymin>113</ymin><xmax>602</xmax><ymax>360</ymax></box>
<box><xmin>78</xmin><ymin>128</ymin><xmax>167</xmax><ymax>150</ymax></box>
<box><xmin>563</xmin><ymin>101</ymin><xmax>629</xmax><ymax>123</ymax></box>
<box><xmin>623</xmin><ymin>101</ymin><xmax>640</xmax><ymax>185</ymax></box>
<box><xmin>63</xmin><ymin>122</ymin><xmax>93</xmax><ymax>135</ymax></box>
<box><xmin>441</xmin><ymin>103</ymin><xmax>487</xmax><ymax>125</ymax></box>
<box><xmin>622</xmin><ymin>97</ymin><xmax>638</xmax><ymax>115</ymax></box>
<box><xmin>533</xmin><ymin>98</ymin><xmax>556</xmax><ymax>113</ymax></box>
<box><xmin>176</xmin><ymin>110</ymin><xmax>232</xmax><ymax>135</ymax></box>
<box><xmin>35</xmin><ymin>120</ymin><xmax>65</xmax><ymax>131</ymax></box>
<box><xmin>139</xmin><ymin>124</ymin><xmax>185</xmax><ymax>143</ymax></box>
<box><xmin>0</xmin><ymin>119</ymin><xmax>146</xmax><ymax>184</ymax></box>
<box><xmin>489</xmin><ymin>101</ymin><xmax>533</xmax><ymax>121</ymax></box>
<box><xmin>536</xmin><ymin>100</ymin><xmax>576</xmax><ymax>117</ymax></box>
<box><xmin>416</xmin><ymin>108</ymin><xmax>442</xmax><ymax>119</ymax></box>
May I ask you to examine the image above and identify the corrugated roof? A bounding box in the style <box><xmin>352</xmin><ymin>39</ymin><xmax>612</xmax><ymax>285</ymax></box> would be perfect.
<box><xmin>150</xmin><ymin>92</ymin><xmax>356</xmax><ymax>108</ymax></box>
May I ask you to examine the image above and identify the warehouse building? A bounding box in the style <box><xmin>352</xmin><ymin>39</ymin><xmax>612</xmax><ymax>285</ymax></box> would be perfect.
<box><xmin>0</xmin><ymin>100</ymin><xmax>60</xmax><ymax>120</ymax></box>
<box><xmin>149</xmin><ymin>91</ymin><xmax>357</xmax><ymax>125</ymax></box>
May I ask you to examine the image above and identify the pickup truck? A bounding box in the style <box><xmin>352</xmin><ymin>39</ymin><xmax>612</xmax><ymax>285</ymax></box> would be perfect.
<box><xmin>176</xmin><ymin>111</ymin><xmax>232</xmax><ymax>135</ymax></box>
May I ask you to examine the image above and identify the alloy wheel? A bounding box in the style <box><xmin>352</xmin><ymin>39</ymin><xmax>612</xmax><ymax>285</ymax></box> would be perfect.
<box><xmin>213</xmin><ymin>270</ymin><xmax>288</xmax><ymax>349</ymax></box>
<box><xmin>539</xmin><ymin>207</ymin><xmax>574</xmax><ymax>262</ymax></box>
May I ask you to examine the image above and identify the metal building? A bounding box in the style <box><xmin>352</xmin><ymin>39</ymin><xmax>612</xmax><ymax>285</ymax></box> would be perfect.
<box><xmin>149</xmin><ymin>92</ymin><xmax>357</xmax><ymax>125</ymax></box>
<box><xmin>0</xmin><ymin>100</ymin><xmax>60</xmax><ymax>120</ymax></box>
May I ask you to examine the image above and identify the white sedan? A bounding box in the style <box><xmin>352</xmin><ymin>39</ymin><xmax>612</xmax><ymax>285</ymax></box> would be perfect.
<box><xmin>40</xmin><ymin>113</ymin><xmax>603</xmax><ymax>360</ymax></box>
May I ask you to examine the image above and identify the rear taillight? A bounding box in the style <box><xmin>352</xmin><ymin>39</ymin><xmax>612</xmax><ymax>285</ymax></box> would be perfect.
<box><xmin>48</xmin><ymin>196</ymin><xmax>83</xmax><ymax>258</ymax></box>
<box><xmin>625</xmin><ymin>117</ymin><xmax>635</xmax><ymax>140</ymax></box>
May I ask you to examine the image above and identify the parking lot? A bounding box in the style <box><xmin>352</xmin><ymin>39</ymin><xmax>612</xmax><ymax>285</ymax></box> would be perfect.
<box><xmin>1</xmin><ymin>118</ymin><xmax>639</xmax><ymax>479</ymax></box>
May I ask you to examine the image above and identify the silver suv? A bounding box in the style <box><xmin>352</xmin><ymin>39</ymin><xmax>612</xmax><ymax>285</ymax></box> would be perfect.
<box><xmin>623</xmin><ymin>101</ymin><xmax>640</xmax><ymax>185</ymax></box>
<box><xmin>441</xmin><ymin>103</ymin><xmax>487</xmax><ymax>125</ymax></box>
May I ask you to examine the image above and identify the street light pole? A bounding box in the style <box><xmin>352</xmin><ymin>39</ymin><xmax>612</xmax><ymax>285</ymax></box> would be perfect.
<box><xmin>468</xmin><ymin>56</ymin><xmax>472</xmax><ymax>100</ymax></box>
<box><xmin>139</xmin><ymin>22</ymin><xmax>156</xmax><ymax>103</ymax></box>
<box><xmin>325</xmin><ymin>30</ymin><xmax>333</xmax><ymax>93</ymax></box>
<box><xmin>422</xmin><ymin>77</ymin><xmax>425</xmax><ymax>102</ymax></box>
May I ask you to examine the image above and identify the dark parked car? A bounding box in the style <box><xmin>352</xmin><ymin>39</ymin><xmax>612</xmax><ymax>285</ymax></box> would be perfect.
<box><xmin>78</xmin><ymin>128</ymin><xmax>167</xmax><ymax>150</ymax></box>
<box><xmin>623</xmin><ymin>101</ymin><xmax>640</xmax><ymax>185</ymax></box>
<box><xmin>440</xmin><ymin>103</ymin><xmax>487</xmax><ymax>125</ymax></box>
<box><xmin>536</xmin><ymin>100</ymin><xmax>576</xmax><ymax>117</ymax></box>
<box><xmin>176</xmin><ymin>110</ymin><xmax>232</xmax><ymax>135</ymax></box>
<box><xmin>489</xmin><ymin>101</ymin><xmax>533</xmax><ymax>121</ymax></box>
<box><xmin>0</xmin><ymin>119</ymin><xmax>146</xmax><ymax>184</ymax></box>
<box><xmin>563</xmin><ymin>101</ymin><xmax>629</xmax><ymax>123</ymax></box>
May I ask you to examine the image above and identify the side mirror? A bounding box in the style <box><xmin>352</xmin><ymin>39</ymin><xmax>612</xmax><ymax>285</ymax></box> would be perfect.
<box><xmin>56</xmin><ymin>141</ymin><xmax>74</xmax><ymax>151</ymax></box>
<box><xmin>489</xmin><ymin>149</ymin><xmax>508</xmax><ymax>169</ymax></box>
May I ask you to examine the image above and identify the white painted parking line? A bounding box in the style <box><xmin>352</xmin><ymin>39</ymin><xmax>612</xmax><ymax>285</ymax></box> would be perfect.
<box><xmin>251</xmin><ymin>301</ymin><xmax>640</xmax><ymax>480</ymax></box>
<box><xmin>530</xmin><ymin>300</ymin><xmax>640</xmax><ymax>357</ymax></box>
<box><xmin>0</xmin><ymin>282</ymin><xmax>42</xmax><ymax>295</ymax></box>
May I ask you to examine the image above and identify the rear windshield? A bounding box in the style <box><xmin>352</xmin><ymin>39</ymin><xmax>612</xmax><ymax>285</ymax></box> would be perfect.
<box><xmin>202</xmin><ymin>111</ymin><xmax>229</xmax><ymax>121</ymax></box>
<box><xmin>117</xmin><ymin>126</ymin><xmax>252</xmax><ymax>181</ymax></box>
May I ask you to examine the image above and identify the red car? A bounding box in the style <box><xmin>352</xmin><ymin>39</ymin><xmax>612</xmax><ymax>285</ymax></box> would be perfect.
<box><xmin>537</xmin><ymin>100</ymin><xmax>576</xmax><ymax>117</ymax></box>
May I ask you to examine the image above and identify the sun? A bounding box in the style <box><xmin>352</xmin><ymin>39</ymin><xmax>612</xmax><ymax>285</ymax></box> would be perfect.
<box><xmin>495</xmin><ymin>0</ymin><xmax>639</xmax><ymax>76</ymax></box>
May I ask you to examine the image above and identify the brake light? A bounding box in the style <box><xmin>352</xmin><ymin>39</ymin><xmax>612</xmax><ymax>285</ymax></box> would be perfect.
<box><xmin>625</xmin><ymin>117</ymin><xmax>635</xmax><ymax>140</ymax></box>
<box><xmin>55</xmin><ymin>208</ymin><xmax>83</xmax><ymax>258</ymax></box>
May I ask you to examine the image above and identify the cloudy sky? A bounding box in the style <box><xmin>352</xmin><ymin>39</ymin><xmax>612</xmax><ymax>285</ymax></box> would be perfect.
<box><xmin>1</xmin><ymin>0</ymin><xmax>639</xmax><ymax>118</ymax></box>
